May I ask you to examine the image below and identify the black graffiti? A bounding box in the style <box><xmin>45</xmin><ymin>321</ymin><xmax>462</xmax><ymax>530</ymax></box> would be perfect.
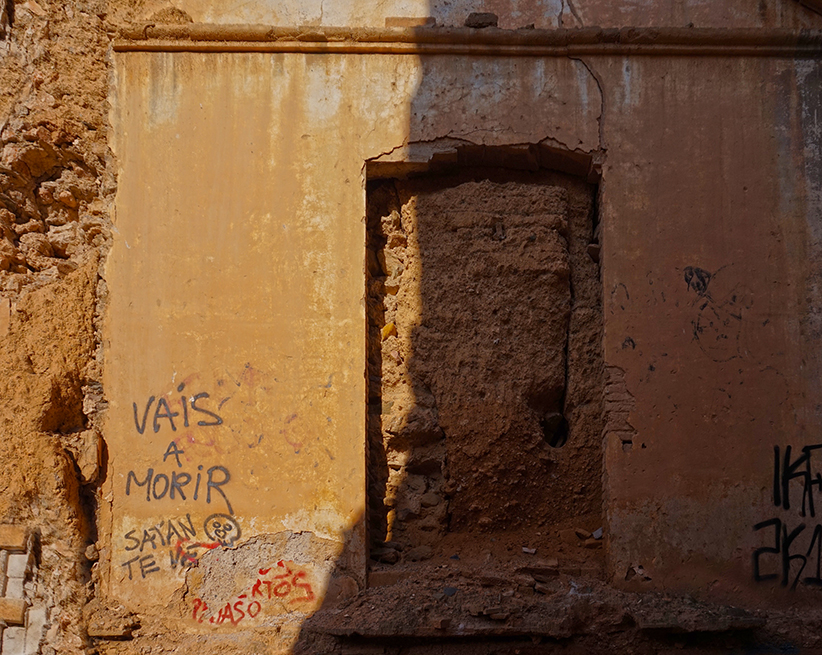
<box><xmin>120</xmin><ymin>513</ymin><xmax>242</xmax><ymax>580</ymax></box>
<box><xmin>204</xmin><ymin>513</ymin><xmax>241</xmax><ymax>547</ymax></box>
<box><xmin>684</xmin><ymin>266</ymin><xmax>712</xmax><ymax>296</ymax></box>
<box><xmin>121</xmin><ymin>554</ymin><xmax>160</xmax><ymax>580</ymax></box>
<box><xmin>753</xmin><ymin>444</ymin><xmax>822</xmax><ymax>590</ymax></box>
<box><xmin>125</xmin><ymin>465</ymin><xmax>233</xmax><ymax>514</ymax></box>
<box><xmin>685</xmin><ymin>264</ymin><xmax>753</xmax><ymax>364</ymax></box>
<box><xmin>123</xmin><ymin>515</ymin><xmax>197</xmax><ymax>552</ymax></box>
<box><xmin>773</xmin><ymin>444</ymin><xmax>822</xmax><ymax>518</ymax></box>
<box><xmin>164</xmin><ymin>441</ymin><xmax>185</xmax><ymax>467</ymax></box>
<box><xmin>132</xmin><ymin>382</ymin><xmax>224</xmax><ymax>435</ymax></box>
<box><xmin>753</xmin><ymin>518</ymin><xmax>822</xmax><ymax>590</ymax></box>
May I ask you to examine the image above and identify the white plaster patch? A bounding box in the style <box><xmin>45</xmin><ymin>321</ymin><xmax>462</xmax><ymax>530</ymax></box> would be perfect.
<box><xmin>304</xmin><ymin>62</ymin><xmax>344</xmax><ymax>123</ymax></box>
<box><xmin>146</xmin><ymin>53</ymin><xmax>183</xmax><ymax>128</ymax></box>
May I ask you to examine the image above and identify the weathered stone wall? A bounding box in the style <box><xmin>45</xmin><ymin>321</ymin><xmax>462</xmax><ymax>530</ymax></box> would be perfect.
<box><xmin>367</xmin><ymin>174</ymin><xmax>603</xmax><ymax>556</ymax></box>
<box><xmin>0</xmin><ymin>0</ymin><xmax>117</xmax><ymax>651</ymax></box>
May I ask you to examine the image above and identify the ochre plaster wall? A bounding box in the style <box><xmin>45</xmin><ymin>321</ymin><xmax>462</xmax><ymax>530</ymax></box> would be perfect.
<box><xmin>597</xmin><ymin>55</ymin><xmax>822</xmax><ymax>601</ymax></box>
<box><xmin>104</xmin><ymin>50</ymin><xmax>600</xmax><ymax>644</ymax></box>
<box><xmin>105</xmin><ymin>36</ymin><xmax>822</xmax><ymax>625</ymax></box>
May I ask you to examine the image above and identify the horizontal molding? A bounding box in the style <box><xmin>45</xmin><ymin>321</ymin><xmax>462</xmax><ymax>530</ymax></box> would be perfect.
<box><xmin>114</xmin><ymin>25</ymin><xmax>822</xmax><ymax>56</ymax></box>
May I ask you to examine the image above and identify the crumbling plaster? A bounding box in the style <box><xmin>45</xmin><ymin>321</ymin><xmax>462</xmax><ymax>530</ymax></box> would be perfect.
<box><xmin>106</xmin><ymin>26</ymin><xmax>822</xmax><ymax>616</ymax></box>
<box><xmin>102</xmin><ymin>46</ymin><xmax>602</xmax><ymax>629</ymax></box>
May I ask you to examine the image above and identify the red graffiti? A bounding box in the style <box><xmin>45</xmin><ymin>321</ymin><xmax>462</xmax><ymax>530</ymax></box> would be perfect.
<box><xmin>191</xmin><ymin>560</ymin><xmax>315</xmax><ymax>626</ymax></box>
<box><xmin>192</xmin><ymin>598</ymin><xmax>208</xmax><ymax>622</ymax></box>
<box><xmin>250</xmin><ymin>561</ymin><xmax>314</xmax><ymax>604</ymax></box>
<box><xmin>171</xmin><ymin>538</ymin><xmax>220</xmax><ymax>569</ymax></box>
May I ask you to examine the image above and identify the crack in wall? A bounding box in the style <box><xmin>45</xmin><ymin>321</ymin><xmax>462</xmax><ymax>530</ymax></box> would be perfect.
<box><xmin>569</xmin><ymin>56</ymin><xmax>606</xmax><ymax>153</ymax></box>
<box><xmin>566</xmin><ymin>0</ymin><xmax>584</xmax><ymax>26</ymax></box>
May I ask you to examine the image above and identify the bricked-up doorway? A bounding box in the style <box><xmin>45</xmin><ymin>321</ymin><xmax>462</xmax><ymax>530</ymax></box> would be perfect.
<box><xmin>366</xmin><ymin>165</ymin><xmax>605</xmax><ymax>575</ymax></box>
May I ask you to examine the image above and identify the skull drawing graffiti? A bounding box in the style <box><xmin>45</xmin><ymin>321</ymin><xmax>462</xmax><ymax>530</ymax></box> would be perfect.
<box><xmin>204</xmin><ymin>513</ymin><xmax>241</xmax><ymax>547</ymax></box>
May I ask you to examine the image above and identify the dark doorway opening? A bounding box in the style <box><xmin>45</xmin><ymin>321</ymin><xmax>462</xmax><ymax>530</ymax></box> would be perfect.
<box><xmin>366</xmin><ymin>155</ymin><xmax>606</xmax><ymax>578</ymax></box>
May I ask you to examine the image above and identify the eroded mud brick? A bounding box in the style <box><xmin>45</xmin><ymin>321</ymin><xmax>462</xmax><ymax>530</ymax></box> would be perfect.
<box><xmin>0</xmin><ymin>598</ymin><xmax>26</xmax><ymax>625</ymax></box>
<box><xmin>0</xmin><ymin>527</ymin><xmax>26</xmax><ymax>553</ymax></box>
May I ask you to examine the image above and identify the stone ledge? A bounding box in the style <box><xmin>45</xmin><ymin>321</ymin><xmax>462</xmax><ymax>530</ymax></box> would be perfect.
<box><xmin>113</xmin><ymin>25</ymin><xmax>822</xmax><ymax>56</ymax></box>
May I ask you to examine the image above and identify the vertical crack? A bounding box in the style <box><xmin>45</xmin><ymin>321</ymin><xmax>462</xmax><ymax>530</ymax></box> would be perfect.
<box><xmin>557</xmin><ymin>238</ymin><xmax>573</xmax><ymax>449</ymax></box>
<box><xmin>570</xmin><ymin>56</ymin><xmax>606</xmax><ymax>152</ymax></box>
<box><xmin>566</xmin><ymin>0</ymin><xmax>584</xmax><ymax>26</ymax></box>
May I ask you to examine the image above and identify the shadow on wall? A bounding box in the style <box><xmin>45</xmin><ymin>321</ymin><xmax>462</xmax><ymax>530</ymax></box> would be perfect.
<box><xmin>290</xmin><ymin>167</ymin><xmax>604</xmax><ymax>654</ymax></box>
<box><xmin>281</xmin><ymin>7</ymin><xmax>822</xmax><ymax>653</ymax></box>
<box><xmin>288</xmin><ymin>11</ymin><xmax>606</xmax><ymax>648</ymax></box>
<box><xmin>422</xmin><ymin>0</ymin><xmax>563</xmax><ymax>28</ymax></box>
<box><xmin>362</xmin><ymin>167</ymin><xmax>604</xmax><ymax>549</ymax></box>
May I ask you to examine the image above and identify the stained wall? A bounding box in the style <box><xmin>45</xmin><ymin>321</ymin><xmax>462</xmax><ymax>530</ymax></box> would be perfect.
<box><xmin>598</xmin><ymin>55</ymin><xmax>822</xmax><ymax>600</ymax></box>
<box><xmin>107</xmin><ymin>30</ymin><xmax>822</xmax><ymax>620</ymax></box>
<box><xmin>103</xmin><ymin>49</ymin><xmax>602</xmax><ymax>648</ymax></box>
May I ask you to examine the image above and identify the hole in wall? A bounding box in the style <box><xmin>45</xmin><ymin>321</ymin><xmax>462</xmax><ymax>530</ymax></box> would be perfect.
<box><xmin>365</xmin><ymin>149</ymin><xmax>606</xmax><ymax>575</ymax></box>
<box><xmin>540</xmin><ymin>412</ymin><xmax>569</xmax><ymax>449</ymax></box>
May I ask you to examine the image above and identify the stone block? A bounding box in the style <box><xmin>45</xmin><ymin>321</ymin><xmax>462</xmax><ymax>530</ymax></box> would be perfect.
<box><xmin>0</xmin><ymin>550</ymin><xmax>8</xmax><ymax>587</ymax></box>
<box><xmin>25</xmin><ymin>606</ymin><xmax>47</xmax><ymax>655</ymax></box>
<box><xmin>76</xmin><ymin>430</ymin><xmax>102</xmax><ymax>484</ymax></box>
<box><xmin>420</xmin><ymin>492</ymin><xmax>441</xmax><ymax>507</ymax></box>
<box><xmin>0</xmin><ymin>598</ymin><xmax>27</xmax><ymax>625</ymax></box>
<box><xmin>6</xmin><ymin>553</ymin><xmax>29</xmax><ymax>579</ymax></box>
<box><xmin>1</xmin><ymin>626</ymin><xmax>25</xmax><ymax>655</ymax></box>
<box><xmin>4</xmin><ymin>576</ymin><xmax>23</xmax><ymax>599</ymax></box>
<box><xmin>0</xmin><ymin>527</ymin><xmax>26</xmax><ymax>552</ymax></box>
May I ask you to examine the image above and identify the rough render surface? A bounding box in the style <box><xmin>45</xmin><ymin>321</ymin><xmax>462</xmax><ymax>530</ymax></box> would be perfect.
<box><xmin>103</xmin><ymin>47</ymin><xmax>368</xmax><ymax>648</ymax></box>
<box><xmin>98</xmin><ymin>39</ymin><xmax>603</xmax><ymax>655</ymax></box>
<box><xmin>0</xmin><ymin>0</ymin><xmax>116</xmax><ymax>652</ymax></box>
<box><xmin>593</xmin><ymin>54</ymin><xmax>822</xmax><ymax>606</ymax></box>
<box><xmin>367</xmin><ymin>175</ymin><xmax>603</xmax><ymax>556</ymax></box>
